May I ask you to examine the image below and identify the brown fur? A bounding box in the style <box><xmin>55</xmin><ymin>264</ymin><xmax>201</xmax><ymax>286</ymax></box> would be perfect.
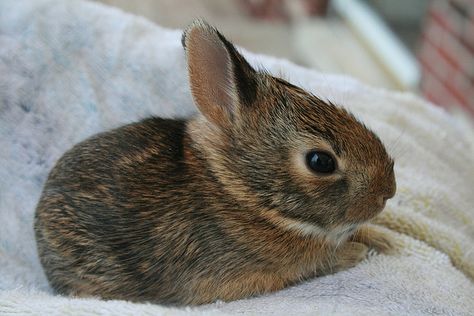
<box><xmin>34</xmin><ymin>20</ymin><xmax>396</xmax><ymax>305</ymax></box>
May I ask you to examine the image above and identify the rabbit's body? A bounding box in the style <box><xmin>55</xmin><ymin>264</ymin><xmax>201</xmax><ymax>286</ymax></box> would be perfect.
<box><xmin>35</xmin><ymin>20</ymin><xmax>396</xmax><ymax>305</ymax></box>
<box><xmin>35</xmin><ymin>117</ymin><xmax>363</xmax><ymax>304</ymax></box>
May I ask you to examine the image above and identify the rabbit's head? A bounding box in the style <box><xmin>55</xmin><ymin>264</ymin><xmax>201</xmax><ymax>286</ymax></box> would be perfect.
<box><xmin>183</xmin><ymin>20</ymin><xmax>396</xmax><ymax>240</ymax></box>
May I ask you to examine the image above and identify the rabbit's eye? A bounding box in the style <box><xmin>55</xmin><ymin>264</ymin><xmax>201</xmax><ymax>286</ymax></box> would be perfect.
<box><xmin>306</xmin><ymin>151</ymin><xmax>336</xmax><ymax>174</ymax></box>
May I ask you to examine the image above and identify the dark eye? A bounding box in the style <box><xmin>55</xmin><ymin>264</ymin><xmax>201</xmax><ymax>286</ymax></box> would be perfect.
<box><xmin>306</xmin><ymin>151</ymin><xmax>336</xmax><ymax>174</ymax></box>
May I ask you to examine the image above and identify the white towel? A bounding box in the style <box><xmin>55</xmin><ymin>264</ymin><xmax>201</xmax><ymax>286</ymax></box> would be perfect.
<box><xmin>0</xmin><ymin>0</ymin><xmax>473</xmax><ymax>315</ymax></box>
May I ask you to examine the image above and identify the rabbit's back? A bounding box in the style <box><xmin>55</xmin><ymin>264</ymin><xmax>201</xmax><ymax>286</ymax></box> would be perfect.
<box><xmin>34</xmin><ymin>117</ymin><xmax>195</xmax><ymax>301</ymax></box>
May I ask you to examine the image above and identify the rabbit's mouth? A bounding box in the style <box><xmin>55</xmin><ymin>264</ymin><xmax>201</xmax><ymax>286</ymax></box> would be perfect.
<box><xmin>344</xmin><ymin>199</ymin><xmax>388</xmax><ymax>224</ymax></box>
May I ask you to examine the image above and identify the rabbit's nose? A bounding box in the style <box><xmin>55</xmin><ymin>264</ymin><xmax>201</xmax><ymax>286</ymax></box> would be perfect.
<box><xmin>383</xmin><ymin>189</ymin><xmax>395</xmax><ymax>201</ymax></box>
<box><xmin>384</xmin><ymin>173</ymin><xmax>397</xmax><ymax>200</ymax></box>
<box><xmin>379</xmin><ymin>189</ymin><xmax>394</xmax><ymax>206</ymax></box>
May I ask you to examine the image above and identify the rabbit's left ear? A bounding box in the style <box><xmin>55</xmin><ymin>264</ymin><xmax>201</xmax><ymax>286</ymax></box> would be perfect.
<box><xmin>182</xmin><ymin>19</ymin><xmax>257</xmax><ymax>127</ymax></box>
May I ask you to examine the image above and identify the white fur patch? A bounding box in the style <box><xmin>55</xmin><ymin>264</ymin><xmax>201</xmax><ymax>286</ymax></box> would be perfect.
<box><xmin>262</xmin><ymin>210</ymin><xmax>358</xmax><ymax>244</ymax></box>
<box><xmin>286</xmin><ymin>220</ymin><xmax>357</xmax><ymax>244</ymax></box>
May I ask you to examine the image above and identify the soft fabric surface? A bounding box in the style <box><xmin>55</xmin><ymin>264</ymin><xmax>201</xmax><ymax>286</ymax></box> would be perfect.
<box><xmin>1</xmin><ymin>0</ymin><xmax>473</xmax><ymax>315</ymax></box>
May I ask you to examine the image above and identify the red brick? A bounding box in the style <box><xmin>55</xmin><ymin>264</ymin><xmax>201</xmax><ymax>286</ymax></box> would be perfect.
<box><xmin>439</xmin><ymin>30</ymin><xmax>474</xmax><ymax>77</ymax></box>
<box><xmin>430</xmin><ymin>1</ymin><xmax>461</xmax><ymax>35</ymax></box>
<box><xmin>461</xmin><ymin>20</ymin><xmax>474</xmax><ymax>53</ymax></box>
<box><xmin>421</xmin><ymin>69</ymin><xmax>461</xmax><ymax>109</ymax></box>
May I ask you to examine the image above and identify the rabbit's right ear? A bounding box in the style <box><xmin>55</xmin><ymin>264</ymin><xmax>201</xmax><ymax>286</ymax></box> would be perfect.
<box><xmin>182</xmin><ymin>20</ymin><xmax>257</xmax><ymax>127</ymax></box>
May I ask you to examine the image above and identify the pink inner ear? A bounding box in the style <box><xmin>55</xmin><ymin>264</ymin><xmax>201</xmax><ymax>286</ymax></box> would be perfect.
<box><xmin>186</xmin><ymin>28</ymin><xmax>237</xmax><ymax>127</ymax></box>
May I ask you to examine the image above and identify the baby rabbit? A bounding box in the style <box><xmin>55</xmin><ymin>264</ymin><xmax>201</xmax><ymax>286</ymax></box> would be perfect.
<box><xmin>35</xmin><ymin>20</ymin><xmax>396</xmax><ymax>305</ymax></box>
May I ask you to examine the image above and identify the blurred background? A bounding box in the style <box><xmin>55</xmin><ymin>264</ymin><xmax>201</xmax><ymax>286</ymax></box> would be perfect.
<box><xmin>95</xmin><ymin>0</ymin><xmax>474</xmax><ymax>124</ymax></box>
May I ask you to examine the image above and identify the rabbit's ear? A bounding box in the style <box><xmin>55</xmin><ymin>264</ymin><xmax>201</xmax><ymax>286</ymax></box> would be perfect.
<box><xmin>182</xmin><ymin>20</ymin><xmax>257</xmax><ymax>127</ymax></box>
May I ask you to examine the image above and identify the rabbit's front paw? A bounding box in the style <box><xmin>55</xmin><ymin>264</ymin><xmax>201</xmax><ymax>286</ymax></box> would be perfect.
<box><xmin>350</xmin><ymin>224</ymin><xmax>394</xmax><ymax>254</ymax></box>
<box><xmin>332</xmin><ymin>241</ymin><xmax>368</xmax><ymax>272</ymax></box>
